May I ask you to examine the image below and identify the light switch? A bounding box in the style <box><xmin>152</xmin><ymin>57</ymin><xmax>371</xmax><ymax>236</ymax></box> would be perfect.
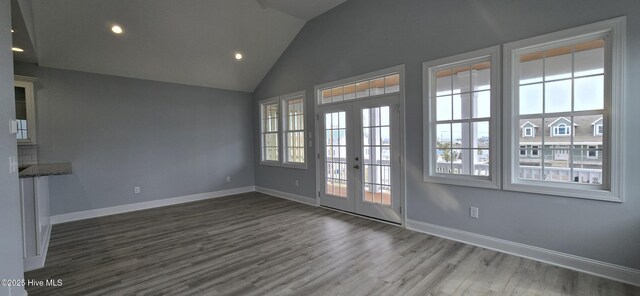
<box><xmin>9</xmin><ymin>119</ymin><xmax>17</xmax><ymax>134</ymax></box>
<box><xmin>9</xmin><ymin>157</ymin><xmax>18</xmax><ymax>174</ymax></box>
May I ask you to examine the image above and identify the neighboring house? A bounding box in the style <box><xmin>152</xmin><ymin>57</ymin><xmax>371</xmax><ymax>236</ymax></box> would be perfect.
<box><xmin>521</xmin><ymin>121</ymin><xmax>537</xmax><ymax>138</ymax></box>
<box><xmin>518</xmin><ymin>115</ymin><xmax>603</xmax><ymax>184</ymax></box>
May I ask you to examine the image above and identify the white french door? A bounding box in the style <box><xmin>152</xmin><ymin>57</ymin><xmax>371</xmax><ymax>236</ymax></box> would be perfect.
<box><xmin>318</xmin><ymin>95</ymin><xmax>402</xmax><ymax>224</ymax></box>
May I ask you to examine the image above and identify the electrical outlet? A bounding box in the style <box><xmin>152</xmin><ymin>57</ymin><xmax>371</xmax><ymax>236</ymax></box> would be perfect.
<box><xmin>226</xmin><ymin>176</ymin><xmax>231</xmax><ymax>183</ymax></box>
<box><xmin>134</xmin><ymin>186</ymin><xmax>141</xmax><ymax>194</ymax></box>
<box><xmin>470</xmin><ymin>207</ymin><xmax>479</xmax><ymax>219</ymax></box>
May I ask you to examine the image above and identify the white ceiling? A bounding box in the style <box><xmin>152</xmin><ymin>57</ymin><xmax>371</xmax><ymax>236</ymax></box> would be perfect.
<box><xmin>11</xmin><ymin>0</ymin><xmax>38</xmax><ymax>63</ymax></box>
<box><xmin>258</xmin><ymin>0</ymin><xmax>347</xmax><ymax>21</ymax></box>
<box><xmin>28</xmin><ymin>0</ymin><xmax>322</xmax><ymax>92</ymax></box>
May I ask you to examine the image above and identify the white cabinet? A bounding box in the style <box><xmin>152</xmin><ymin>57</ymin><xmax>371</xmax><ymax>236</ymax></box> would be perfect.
<box><xmin>20</xmin><ymin>176</ymin><xmax>51</xmax><ymax>271</ymax></box>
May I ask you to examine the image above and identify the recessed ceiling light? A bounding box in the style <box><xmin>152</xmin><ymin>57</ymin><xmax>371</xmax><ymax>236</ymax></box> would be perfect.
<box><xmin>234</xmin><ymin>52</ymin><xmax>243</xmax><ymax>60</ymax></box>
<box><xmin>111</xmin><ymin>25</ymin><xmax>123</xmax><ymax>34</ymax></box>
<box><xmin>12</xmin><ymin>47</ymin><xmax>24</xmax><ymax>52</ymax></box>
<box><xmin>11</xmin><ymin>29</ymin><xmax>14</xmax><ymax>33</ymax></box>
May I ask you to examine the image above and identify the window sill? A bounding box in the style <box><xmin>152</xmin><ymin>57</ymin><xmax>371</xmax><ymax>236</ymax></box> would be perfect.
<box><xmin>503</xmin><ymin>181</ymin><xmax>622</xmax><ymax>203</ymax></box>
<box><xmin>260</xmin><ymin>161</ymin><xmax>308</xmax><ymax>170</ymax></box>
<box><xmin>423</xmin><ymin>174</ymin><xmax>500</xmax><ymax>190</ymax></box>
<box><xmin>281</xmin><ymin>162</ymin><xmax>308</xmax><ymax>170</ymax></box>
<box><xmin>260</xmin><ymin>161</ymin><xmax>281</xmax><ymax>167</ymax></box>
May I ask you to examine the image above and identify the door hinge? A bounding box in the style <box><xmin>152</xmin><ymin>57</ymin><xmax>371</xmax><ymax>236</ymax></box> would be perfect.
<box><xmin>318</xmin><ymin>191</ymin><xmax>320</xmax><ymax>197</ymax></box>
<box><xmin>396</xmin><ymin>103</ymin><xmax>401</xmax><ymax>113</ymax></box>
<box><xmin>317</xmin><ymin>153</ymin><xmax>320</xmax><ymax>159</ymax></box>
<box><xmin>316</xmin><ymin>114</ymin><xmax>320</xmax><ymax>121</ymax></box>
<box><xmin>400</xmin><ymin>206</ymin><xmax>402</xmax><ymax>214</ymax></box>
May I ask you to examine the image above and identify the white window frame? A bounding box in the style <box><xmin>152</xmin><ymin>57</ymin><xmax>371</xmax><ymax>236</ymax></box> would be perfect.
<box><xmin>552</xmin><ymin>123</ymin><xmax>571</xmax><ymax>136</ymax></box>
<box><xmin>423</xmin><ymin>46</ymin><xmax>501</xmax><ymax>189</ymax></box>
<box><xmin>595</xmin><ymin>124</ymin><xmax>604</xmax><ymax>136</ymax></box>
<box><xmin>592</xmin><ymin>118</ymin><xmax>604</xmax><ymax>136</ymax></box>
<box><xmin>260</xmin><ymin>97</ymin><xmax>281</xmax><ymax>166</ymax></box>
<box><xmin>587</xmin><ymin>145</ymin><xmax>599</xmax><ymax>159</ymax></box>
<box><xmin>317</xmin><ymin>72</ymin><xmax>401</xmax><ymax>106</ymax></box>
<box><xmin>15</xmin><ymin>75</ymin><xmax>38</xmax><ymax>145</ymax></box>
<box><xmin>281</xmin><ymin>91</ymin><xmax>307</xmax><ymax>169</ymax></box>
<box><xmin>503</xmin><ymin>17</ymin><xmax>625</xmax><ymax>202</ymax></box>
<box><xmin>523</xmin><ymin>126</ymin><xmax>534</xmax><ymax>137</ymax></box>
<box><xmin>520</xmin><ymin>146</ymin><xmax>528</xmax><ymax>157</ymax></box>
<box><xmin>531</xmin><ymin>146</ymin><xmax>540</xmax><ymax>157</ymax></box>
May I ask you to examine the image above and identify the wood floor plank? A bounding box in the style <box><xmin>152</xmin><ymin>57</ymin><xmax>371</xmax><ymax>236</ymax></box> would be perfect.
<box><xmin>25</xmin><ymin>192</ymin><xmax>639</xmax><ymax>296</ymax></box>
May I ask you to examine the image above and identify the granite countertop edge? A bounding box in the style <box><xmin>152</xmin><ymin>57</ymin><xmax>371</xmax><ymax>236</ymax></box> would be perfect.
<box><xmin>19</xmin><ymin>162</ymin><xmax>73</xmax><ymax>178</ymax></box>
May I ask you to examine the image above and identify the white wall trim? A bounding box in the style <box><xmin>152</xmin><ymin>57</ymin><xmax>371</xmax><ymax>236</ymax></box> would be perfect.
<box><xmin>406</xmin><ymin>219</ymin><xmax>640</xmax><ymax>287</ymax></box>
<box><xmin>50</xmin><ymin>186</ymin><xmax>256</xmax><ymax>224</ymax></box>
<box><xmin>422</xmin><ymin>45</ymin><xmax>502</xmax><ymax>190</ymax></box>
<box><xmin>23</xmin><ymin>223</ymin><xmax>51</xmax><ymax>272</ymax></box>
<box><xmin>502</xmin><ymin>16</ymin><xmax>626</xmax><ymax>202</ymax></box>
<box><xmin>255</xmin><ymin>186</ymin><xmax>317</xmax><ymax>206</ymax></box>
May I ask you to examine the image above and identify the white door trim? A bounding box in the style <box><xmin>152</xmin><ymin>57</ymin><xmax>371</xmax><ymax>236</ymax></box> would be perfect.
<box><xmin>314</xmin><ymin>65</ymin><xmax>406</xmax><ymax>225</ymax></box>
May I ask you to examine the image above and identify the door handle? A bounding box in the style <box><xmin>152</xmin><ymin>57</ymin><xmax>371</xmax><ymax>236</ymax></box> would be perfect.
<box><xmin>353</xmin><ymin>165</ymin><xmax>360</xmax><ymax>169</ymax></box>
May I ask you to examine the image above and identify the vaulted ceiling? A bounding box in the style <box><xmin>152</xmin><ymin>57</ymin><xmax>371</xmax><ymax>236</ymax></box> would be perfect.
<box><xmin>11</xmin><ymin>0</ymin><xmax>347</xmax><ymax>92</ymax></box>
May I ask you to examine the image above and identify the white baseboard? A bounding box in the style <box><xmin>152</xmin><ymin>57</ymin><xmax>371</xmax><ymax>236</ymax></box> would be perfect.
<box><xmin>255</xmin><ymin>186</ymin><xmax>317</xmax><ymax>206</ymax></box>
<box><xmin>50</xmin><ymin>186</ymin><xmax>256</xmax><ymax>224</ymax></box>
<box><xmin>23</xmin><ymin>223</ymin><xmax>52</xmax><ymax>271</ymax></box>
<box><xmin>406</xmin><ymin>219</ymin><xmax>640</xmax><ymax>287</ymax></box>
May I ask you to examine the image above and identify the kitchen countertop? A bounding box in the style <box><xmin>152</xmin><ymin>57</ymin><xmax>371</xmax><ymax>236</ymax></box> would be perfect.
<box><xmin>19</xmin><ymin>162</ymin><xmax>73</xmax><ymax>178</ymax></box>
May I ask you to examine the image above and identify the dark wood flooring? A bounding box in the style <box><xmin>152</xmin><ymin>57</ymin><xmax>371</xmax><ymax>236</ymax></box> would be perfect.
<box><xmin>25</xmin><ymin>192</ymin><xmax>640</xmax><ymax>295</ymax></box>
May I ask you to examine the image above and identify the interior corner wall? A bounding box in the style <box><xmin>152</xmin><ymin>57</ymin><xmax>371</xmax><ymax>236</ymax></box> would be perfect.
<box><xmin>0</xmin><ymin>1</ymin><xmax>27</xmax><ymax>295</ymax></box>
<box><xmin>13</xmin><ymin>62</ymin><xmax>255</xmax><ymax>216</ymax></box>
<box><xmin>252</xmin><ymin>0</ymin><xmax>640</xmax><ymax>270</ymax></box>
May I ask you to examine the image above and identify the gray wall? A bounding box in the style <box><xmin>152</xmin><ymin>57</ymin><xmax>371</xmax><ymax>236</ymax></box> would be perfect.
<box><xmin>253</xmin><ymin>0</ymin><xmax>640</xmax><ymax>269</ymax></box>
<box><xmin>0</xmin><ymin>1</ymin><xmax>26</xmax><ymax>295</ymax></box>
<box><xmin>14</xmin><ymin>62</ymin><xmax>255</xmax><ymax>216</ymax></box>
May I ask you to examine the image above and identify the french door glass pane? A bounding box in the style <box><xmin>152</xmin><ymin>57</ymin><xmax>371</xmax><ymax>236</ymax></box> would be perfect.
<box><xmin>362</xmin><ymin>106</ymin><xmax>391</xmax><ymax>206</ymax></box>
<box><xmin>325</xmin><ymin>111</ymin><xmax>348</xmax><ymax>198</ymax></box>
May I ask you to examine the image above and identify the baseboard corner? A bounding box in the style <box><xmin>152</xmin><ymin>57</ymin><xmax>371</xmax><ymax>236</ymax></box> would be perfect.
<box><xmin>255</xmin><ymin>186</ymin><xmax>317</xmax><ymax>206</ymax></box>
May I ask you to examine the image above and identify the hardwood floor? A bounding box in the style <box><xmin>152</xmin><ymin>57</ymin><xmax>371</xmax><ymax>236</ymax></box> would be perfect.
<box><xmin>26</xmin><ymin>192</ymin><xmax>639</xmax><ymax>295</ymax></box>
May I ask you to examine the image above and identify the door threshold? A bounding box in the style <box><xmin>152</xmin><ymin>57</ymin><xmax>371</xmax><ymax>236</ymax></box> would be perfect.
<box><xmin>320</xmin><ymin>205</ymin><xmax>403</xmax><ymax>227</ymax></box>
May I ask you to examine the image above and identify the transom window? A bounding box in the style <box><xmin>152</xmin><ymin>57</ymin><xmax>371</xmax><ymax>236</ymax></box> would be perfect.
<box><xmin>319</xmin><ymin>73</ymin><xmax>399</xmax><ymax>105</ymax></box>
<box><xmin>505</xmin><ymin>17</ymin><xmax>625</xmax><ymax>201</ymax></box>
<box><xmin>423</xmin><ymin>46</ymin><xmax>500</xmax><ymax>189</ymax></box>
